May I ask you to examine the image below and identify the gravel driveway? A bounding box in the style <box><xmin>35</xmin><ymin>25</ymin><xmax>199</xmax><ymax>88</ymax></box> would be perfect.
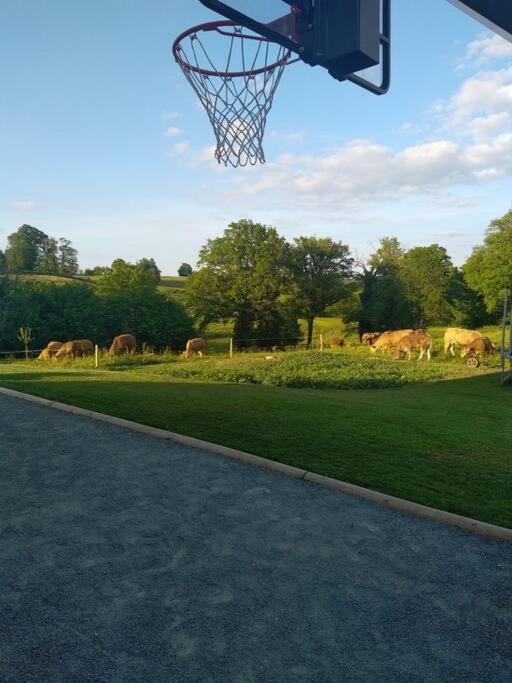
<box><xmin>1</xmin><ymin>394</ymin><xmax>511</xmax><ymax>682</ymax></box>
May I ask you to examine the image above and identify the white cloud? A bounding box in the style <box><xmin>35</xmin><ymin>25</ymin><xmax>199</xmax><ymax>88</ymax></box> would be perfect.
<box><xmin>443</xmin><ymin>66</ymin><xmax>512</xmax><ymax>131</ymax></box>
<box><xmin>223</xmin><ymin>132</ymin><xmax>512</xmax><ymax>211</ymax></box>
<box><xmin>169</xmin><ymin>141</ymin><xmax>190</xmax><ymax>155</ymax></box>
<box><xmin>163</xmin><ymin>127</ymin><xmax>183</xmax><ymax>137</ymax></box>
<box><xmin>10</xmin><ymin>201</ymin><xmax>36</xmax><ymax>210</ymax></box>
<box><xmin>463</xmin><ymin>33</ymin><xmax>512</xmax><ymax>64</ymax></box>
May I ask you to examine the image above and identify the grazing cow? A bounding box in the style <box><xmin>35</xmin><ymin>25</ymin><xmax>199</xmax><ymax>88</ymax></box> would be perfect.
<box><xmin>461</xmin><ymin>336</ymin><xmax>495</xmax><ymax>358</ymax></box>
<box><xmin>109</xmin><ymin>333</ymin><xmax>136</xmax><ymax>355</ymax></box>
<box><xmin>37</xmin><ymin>341</ymin><xmax>63</xmax><ymax>361</ymax></box>
<box><xmin>361</xmin><ymin>332</ymin><xmax>381</xmax><ymax>345</ymax></box>
<box><xmin>330</xmin><ymin>338</ymin><xmax>345</xmax><ymax>349</ymax></box>
<box><xmin>183</xmin><ymin>337</ymin><xmax>206</xmax><ymax>359</ymax></box>
<box><xmin>394</xmin><ymin>332</ymin><xmax>432</xmax><ymax>361</ymax></box>
<box><xmin>55</xmin><ymin>339</ymin><xmax>94</xmax><ymax>359</ymax></box>
<box><xmin>444</xmin><ymin>328</ymin><xmax>483</xmax><ymax>356</ymax></box>
<box><xmin>370</xmin><ymin>329</ymin><xmax>414</xmax><ymax>354</ymax></box>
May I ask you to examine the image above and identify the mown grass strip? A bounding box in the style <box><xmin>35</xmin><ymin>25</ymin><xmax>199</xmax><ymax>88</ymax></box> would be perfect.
<box><xmin>1</xmin><ymin>365</ymin><xmax>511</xmax><ymax>528</ymax></box>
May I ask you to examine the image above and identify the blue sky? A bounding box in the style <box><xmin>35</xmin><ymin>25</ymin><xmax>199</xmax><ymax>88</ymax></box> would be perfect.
<box><xmin>1</xmin><ymin>0</ymin><xmax>511</xmax><ymax>273</ymax></box>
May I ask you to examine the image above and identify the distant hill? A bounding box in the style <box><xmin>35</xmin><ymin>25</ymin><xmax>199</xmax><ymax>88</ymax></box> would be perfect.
<box><xmin>1</xmin><ymin>273</ymin><xmax>188</xmax><ymax>290</ymax></box>
<box><xmin>1</xmin><ymin>273</ymin><xmax>94</xmax><ymax>286</ymax></box>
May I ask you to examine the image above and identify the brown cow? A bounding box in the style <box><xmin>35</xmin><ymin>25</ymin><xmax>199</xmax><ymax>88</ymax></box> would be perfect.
<box><xmin>361</xmin><ymin>332</ymin><xmax>381</xmax><ymax>345</ymax></box>
<box><xmin>394</xmin><ymin>332</ymin><xmax>432</xmax><ymax>361</ymax></box>
<box><xmin>330</xmin><ymin>338</ymin><xmax>345</xmax><ymax>349</ymax></box>
<box><xmin>444</xmin><ymin>328</ymin><xmax>483</xmax><ymax>356</ymax></box>
<box><xmin>370</xmin><ymin>329</ymin><xmax>414</xmax><ymax>354</ymax></box>
<box><xmin>37</xmin><ymin>341</ymin><xmax>63</xmax><ymax>361</ymax></box>
<box><xmin>461</xmin><ymin>336</ymin><xmax>495</xmax><ymax>358</ymax></box>
<box><xmin>183</xmin><ymin>337</ymin><xmax>206</xmax><ymax>359</ymax></box>
<box><xmin>109</xmin><ymin>334</ymin><xmax>136</xmax><ymax>355</ymax></box>
<box><xmin>55</xmin><ymin>339</ymin><xmax>94</xmax><ymax>359</ymax></box>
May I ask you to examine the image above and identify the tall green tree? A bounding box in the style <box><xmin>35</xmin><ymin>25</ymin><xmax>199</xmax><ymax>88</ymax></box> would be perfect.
<box><xmin>36</xmin><ymin>237</ymin><xmax>59</xmax><ymax>274</ymax></box>
<box><xmin>358</xmin><ymin>238</ymin><xmax>413</xmax><ymax>334</ymax></box>
<box><xmin>463</xmin><ymin>209</ymin><xmax>512</xmax><ymax>317</ymax></box>
<box><xmin>290</xmin><ymin>236</ymin><xmax>353</xmax><ymax>348</ymax></box>
<box><xmin>0</xmin><ymin>249</ymin><xmax>6</xmax><ymax>274</ymax></box>
<box><xmin>5</xmin><ymin>224</ymin><xmax>48</xmax><ymax>272</ymax></box>
<box><xmin>400</xmin><ymin>244</ymin><xmax>457</xmax><ymax>325</ymax></box>
<box><xmin>186</xmin><ymin>219</ymin><xmax>300</xmax><ymax>346</ymax></box>
<box><xmin>58</xmin><ymin>238</ymin><xmax>79</xmax><ymax>276</ymax></box>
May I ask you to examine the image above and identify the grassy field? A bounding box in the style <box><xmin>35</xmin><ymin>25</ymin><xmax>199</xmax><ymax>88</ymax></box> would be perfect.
<box><xmin>1</xmin><ymin>336</ymin><xmax>510</xmax><ymax>528</ymax></box>
<box><xmin>1</xmin><ymin>273</ymin><xmax>94</xmax><ymax>286</ymax></box>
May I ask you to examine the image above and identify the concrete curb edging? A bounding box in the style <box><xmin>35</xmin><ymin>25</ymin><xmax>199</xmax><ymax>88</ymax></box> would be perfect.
<box><xmin>1</xmin><ymin>385</ymin><xmax>511</xmax><ymax>544</ymax></box>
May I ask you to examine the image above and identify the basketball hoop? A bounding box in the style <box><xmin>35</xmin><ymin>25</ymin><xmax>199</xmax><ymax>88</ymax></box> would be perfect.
<box><xmin>173</xmin><ymin>20</ymin><xmax>298</xmax><ymax>168</ymax></box>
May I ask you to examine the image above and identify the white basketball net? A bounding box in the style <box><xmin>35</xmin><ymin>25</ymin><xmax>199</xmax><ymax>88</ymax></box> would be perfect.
<box><xmin>174</xmin><ymin>24</ymin><xmax>293</xmax><ymax>168</ymax></box>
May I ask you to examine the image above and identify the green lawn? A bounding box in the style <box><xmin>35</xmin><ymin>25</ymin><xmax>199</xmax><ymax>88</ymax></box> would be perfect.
<box><xmin>1</xmin><ymin>363</ymin><xmax>510</xmax><ymax>528</ymax></box>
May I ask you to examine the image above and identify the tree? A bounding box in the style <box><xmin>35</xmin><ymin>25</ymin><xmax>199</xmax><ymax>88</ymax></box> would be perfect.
<box><xmin>400</xmin><ymin>245</ymin><xmax>457</xmax><ymax>326</ymax></box>
<box><xmin>358</xmin><ymin>238</ymin><xmax>414</xmax><ymax>334</ymax></box>
<box><xmin>95</xmin><ymin>259</ymin><xmax>160</xmax><ymax>297</ymax></box>
<box><xmin>36</xmin><ymin>237</ymin><xmax>59</xmax><ymax>274</ymax></box>
<box><xmin>58</xmin><ymin>238</ymin><xmax>79</xmax><ymax>276</ymax></box>
<box><xmin>5</xmin><ymin>224</ymin><xmax>48</xmax><ymax>272</ymax></box>
<box><xmin>463</xmin><ymin>210</ymin><xmax>512</xmax><ymax>317</ymax></box>
<box><xmin>137</xmin><ymin>257</ymin><xmax>161</xmax><ymax>286</ymax></box>
<box><xmin>0</xmin><ymin>249</ymin><xmax>6</xmax><ymax>274</ymax></box>
<box><xmin>17</xmin><ymin>326</ymin><xmax>33</xmax><ymax>360</ymax></box>
<box><xmin>178</xmin><ymin>262</ymin><xmax>193</xmax><ymax>277</ymax></box>
<box><xmin>186</xmin><ymin>219</ymin><xmax>300</xmax><ymax>347</ymax></box>
<box><xmin>290</xmin><ymin>236</ymin><xmax>353</xmax><ymax>348</ymax></box>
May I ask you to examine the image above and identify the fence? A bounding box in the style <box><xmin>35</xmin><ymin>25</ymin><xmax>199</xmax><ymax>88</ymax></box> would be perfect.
<box><xmin>0</xmin><ymin>349</ymin><xmax>43</xmax><ymax>361</ymax></box>
<box><xmin>227</xmin><ymin>335</ymin><xmax>327</xmax><ymax>358</ymax></box>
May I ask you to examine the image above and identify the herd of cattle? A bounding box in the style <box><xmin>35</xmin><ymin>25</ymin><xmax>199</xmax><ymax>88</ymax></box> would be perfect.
<box><xmin>361</xmin><ymin>328</ymin><xmax>497</xmax><ymax>361</ymax></box>
<box><xmin>35</xmin><ymin>329</ymin><xmax>495</xmax><ymax>363</ymax></box>
<box><xmin>36</xmin><ymin>335</ymin><xmax>208</xmax><ymax>360</ymax></box>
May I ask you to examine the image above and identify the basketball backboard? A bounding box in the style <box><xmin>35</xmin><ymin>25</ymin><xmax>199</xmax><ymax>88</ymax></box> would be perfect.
<box><xmin>447</xmin><ymin>1</ymin><xmax>512</xmax><ymax>43</ymax></box>
<box><xmin>198</xmin><ymin>0</ymin><xmax>390</xmax><ymax>93</ymax></box>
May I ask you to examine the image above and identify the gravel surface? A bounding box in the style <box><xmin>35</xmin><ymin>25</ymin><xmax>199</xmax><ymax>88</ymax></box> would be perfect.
<box><xmin>1</xmin><ymin>393</ymin><xmax>511</xmax><ymax>682</ymax></box>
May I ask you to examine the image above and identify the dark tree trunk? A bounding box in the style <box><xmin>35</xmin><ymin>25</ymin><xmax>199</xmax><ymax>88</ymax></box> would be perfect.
<box><xmin>307</xmin><ymin>316</ymin><xmax>314</xmax><ymax>350</ymax></box>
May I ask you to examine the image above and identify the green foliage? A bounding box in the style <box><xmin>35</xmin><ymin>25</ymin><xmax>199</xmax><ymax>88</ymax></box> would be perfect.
<box><xmin>0</xmin><ymin>249</ymin><xmax>6</xmax><ymax>274</ymax></box>
<box><xmin>0</xmin><ymin>277</ymin><xmax>194</xmax><ymax>353</ymax></box>
<box><xmin>187</xmin><ymin>219</ymin><xmax>301</xmax><ymax>347</ymax></box>
<box><xmin>463</xmin><ymin>209</ymin><xmax>512</xmax><ymax>317</ymax></box>
<box><xmin>148</xmin><ymin>351</ymin><xmax>446</xmax><ymax>389</ymax></box>
<box><xmin>5</xmin><ymin>224</ymin><xmax>47</xmax><ymax>272</ymax></box>
<box><xmin>178</xmin><ymin>262</ymin><xmax>193</xmax><ymax>277</ymax></box>
<box><xmin>95</xmin><ymin>258</ymin><xmax>161</xmax><ymax>297</ymax></box>
<box><xmin>400</xmin><ymin>244</ymin><xmax>456</xmax><ymax>325</ymax></box>
<box><xmin>57</xmin><ymin>238</ymin><xmax>79</xmax><ymax>276</ymax></box>
<box><xmin>290</xmin><ymin>236</ymin><xmax>353</xmax><ymax>348</ymax></box>
<box><xmin>358</xmin><ymin>237</ymin><xmax>486</xmax><ymax>331</ymax></box>
<box><xmin>3</xmin><ymin>225</ymin><xmax>79</xmax><ymax>276</ymax></box>
<box><xmin>16</xmin><ymin>326</ymin><xmax>33</xmax><ymax>360</ymax></box>
<box><xmin>358</xmin><ymin>238</ymin><xmax>414</xmax><ymax>333</ymax></box>
<box><xmin>100</xmin><ymin>291</ymin><xmax>195</xmax><ymax>351</ymax></box>
<box><xmin>36</xmin><ymin>237</ymin><xmax>59</xmax><ymax>274</ymax></box>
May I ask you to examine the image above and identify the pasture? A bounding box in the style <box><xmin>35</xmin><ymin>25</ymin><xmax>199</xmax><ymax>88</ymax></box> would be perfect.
<box><xmin>1</xmin><ymin>322</ymin><xmax>510</xmax><ymax>529</ymax></box>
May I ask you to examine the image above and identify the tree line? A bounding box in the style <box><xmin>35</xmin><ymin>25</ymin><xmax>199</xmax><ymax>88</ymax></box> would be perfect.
<box><xmin>0</xmin><ymin>224</ymin><xmax>79</xmax><ymax>276</ymax></box>
<box><xmin>1</xmin><ymin>210</ymin><xmax>510</xmax><ymax>353</ymax></box>
<box><xmin>185</xmin><ymin>212</ymin><xmax>511</xmax><ymax>345</ymax></box>
<box><xmin>0</xmin><ymin>259</ymin><xmax>194</xmax><ymax>352</ymax></box>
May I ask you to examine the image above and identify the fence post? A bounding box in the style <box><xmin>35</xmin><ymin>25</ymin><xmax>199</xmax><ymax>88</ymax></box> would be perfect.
<box><xmin>319</xmin><ymin>334</ymin><xmax>324</xmax><ymax>352</ymax></box>
<box><xmin>229</xmin><ymin>338</ymin><xmax>233</xmax><ymax>359</ymax></box>
<box><xmin>94</xmin><ymin>345</ymin><xmax>99</xmax><ymax>368</ymax></box>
